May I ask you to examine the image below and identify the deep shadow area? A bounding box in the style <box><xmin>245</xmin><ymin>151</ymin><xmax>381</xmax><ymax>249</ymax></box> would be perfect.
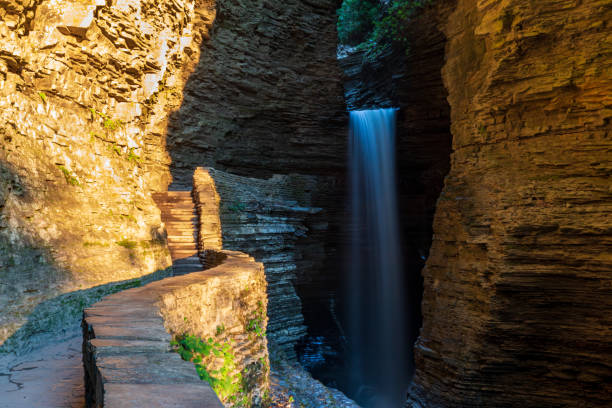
<box><xmin>161</xmin><ymin>0</ymin><xmax>351</xmax><ymax>364</ymax></box>
<box><xmin>296</xmin><ymin>5</ymin><xmax>452</xmax><ymax>404</ymax></box>
<box><xmin>164</xmin><ymin>0</ymin><xmax>347</xmax><ymax>188</ymax></box>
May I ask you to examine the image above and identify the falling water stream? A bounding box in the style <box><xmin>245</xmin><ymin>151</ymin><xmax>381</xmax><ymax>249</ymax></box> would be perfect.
<box><xmin>348</xmin><ymin>108</ymin><xmax>408</xmax><ymax>408</ymax></box>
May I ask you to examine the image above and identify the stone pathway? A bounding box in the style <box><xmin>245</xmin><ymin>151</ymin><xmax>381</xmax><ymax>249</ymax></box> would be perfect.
<box><xmin>153</xmin><ymin>190</ymin><xmax>203</xmax><ymax>275</ymax></box>
<box><xmin>0</xmin><ymin>335</ymin><xmax>85</xmax><ymax>408</ymax></box>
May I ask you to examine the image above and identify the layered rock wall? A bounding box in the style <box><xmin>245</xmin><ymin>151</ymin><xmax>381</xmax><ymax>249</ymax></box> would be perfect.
<box><xmin>166</xmin><ymin>0</ymin><xmax>347</xmax><ymax>184</ymax></box>
<box><xmin>0</xmin><ymin>0</ymin><xmax>218</xmax><ymax>350</ymax></box>
<box><xmin>0</xmin><ymin>0</ymin><xmax>348</xmax><ymax>360</ymax></box>
<box><xmin>198</xmin><ymin>167</ymin><xmax>331</xmax><ymax>359</ymax></box>
<box><xmin>409</xmin><ymin>1</ymin><xmax>612</xmax><ymax>406</ymax></box>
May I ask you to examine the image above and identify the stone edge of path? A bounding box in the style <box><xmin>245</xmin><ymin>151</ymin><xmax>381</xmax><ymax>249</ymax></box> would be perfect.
<box><xmin>82</xmin><ymin>250</ymin><xmax>267</xmax><ymax>408</ymax></box>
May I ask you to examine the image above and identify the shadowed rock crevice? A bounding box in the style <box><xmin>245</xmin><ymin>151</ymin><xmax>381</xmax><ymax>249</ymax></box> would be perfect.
<box><xmin>309</xmin><ymin>3</ymin><xmax>453</xmax><ymax>397</ymax></box>
<box><xmin>163</xmin><ymin>0</ymin><xmax>349</xmax><ymax>361</ymax></box>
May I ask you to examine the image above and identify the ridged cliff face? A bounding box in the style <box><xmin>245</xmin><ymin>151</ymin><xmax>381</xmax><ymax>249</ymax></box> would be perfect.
<box><xmin>409</xmin><ymin>0</ymin><xmax>612</xmax><ymax>406</ymax></box>
<box><xmin>0</xmin><ymin>0</ymin><xmax>216</xmax><ymax>350</ymax></box>
<box><xmin>165</xmin><ymin>0</ymin><xmax>347</xmax><ymax>185</ymax></box>
<box><xmin>0</xmin><ymin>0</ymin><xmax>347</xmax><ymax>358</ymax></box>
<box><xmin>162</xmin><ymin>0</ymin><xmax>348</xmax><ymax>358</ymax></box>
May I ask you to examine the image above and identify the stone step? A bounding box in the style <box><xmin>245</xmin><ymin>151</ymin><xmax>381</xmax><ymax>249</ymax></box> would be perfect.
<box><xmin>169</xmin><ymin>246</ymin><xmax>198</xmax><ymax>251</ymax></box>
<box><xmin>170</xmin><ymin>249</ymin><xmax>198</xmax><ymax>255</ymax></box>
<box><xmin>167</xmin><ymin>236</ymin><xmax>197</xmax><ymax>241</ymax></box>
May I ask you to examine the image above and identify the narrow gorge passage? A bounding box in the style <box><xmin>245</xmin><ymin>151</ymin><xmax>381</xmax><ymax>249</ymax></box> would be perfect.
<box><xmin>347</xmin><ymin>108</ymin><xmax>407</xmax><ymax>408</ymax></box>
<box><xmin>0</xmin><ymin>0</ymin><xmax>609</xmax><ymax>407</ymax></box>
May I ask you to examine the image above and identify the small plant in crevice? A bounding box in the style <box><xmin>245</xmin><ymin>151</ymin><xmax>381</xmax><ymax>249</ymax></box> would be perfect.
<box><xmin>57</xmin><ymin>165</ymin><xmax>80</xmax><ymax>186</ymax></box>
<box><xmin>246</xmin><ymin>301</ymin><xmax>266</xmax><ymax>339</ymax></box>
<box><xmin>126</xmin><ymin>148</ymin><xmax>141</xmax><ymax>163</ymax></box>
<box><xmin>89</xmin><ymin>107</ymin><xmax>123</xmax><ymax>132</ymax></box>
<box><xmin>38</xmin><ymin>91</ymin><xmax>47</xmax><ymax>104</ymax></box>
<box><xmin>172</xmin><ymin>334</ymin><xmax>246</xmax><ymax>405</ymax></box>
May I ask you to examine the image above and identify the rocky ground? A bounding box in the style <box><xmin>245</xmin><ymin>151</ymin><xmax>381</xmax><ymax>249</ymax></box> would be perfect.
<box><xmin>0</xmin><ymin>334</ymin><xmax>84</xmax><ymax>408</ymax></box>
<box><xmin>270</xmin><ymin>360</ymin><xmax>360</xmax><ymax>408</ymax></box>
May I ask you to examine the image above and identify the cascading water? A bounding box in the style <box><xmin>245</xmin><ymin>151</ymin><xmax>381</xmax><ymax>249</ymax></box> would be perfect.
<box><xmin>347</xmin><ymin>108</ymin><xmax>408</xmax><ymax>408</ymax></box>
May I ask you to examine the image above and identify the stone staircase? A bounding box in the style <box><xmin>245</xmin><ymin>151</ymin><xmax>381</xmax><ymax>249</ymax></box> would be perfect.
<box><xmin>153</xmin><ymin>190</ymin><xmax>203</xmax><ymax>276</ymax></box>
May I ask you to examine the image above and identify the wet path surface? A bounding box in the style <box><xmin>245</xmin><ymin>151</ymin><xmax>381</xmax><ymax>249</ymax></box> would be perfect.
<box><xmin>0</xmin><ymin>336</ymin><xmax>85</xmax><ymax>408</ymax></box>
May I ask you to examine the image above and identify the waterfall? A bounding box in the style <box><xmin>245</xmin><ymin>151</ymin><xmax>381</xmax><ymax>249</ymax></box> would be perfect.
<box><xmin>348</xmin><ymin>108</ymin><xmax>408</xmax><ymax>408</ymax></box>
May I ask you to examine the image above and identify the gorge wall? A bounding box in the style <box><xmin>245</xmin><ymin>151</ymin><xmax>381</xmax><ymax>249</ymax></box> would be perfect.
<box><xmin>340</xmin><ymin>1</ymin><xmax>611</xmax><ymax>406</ymax></box>
<box><xmin>165</xmin><ymin>0</ymin><xmax>347</xmax><ymax>184</ymax></box>
<box><xmin>0</xmin><ymin>0</ymin><xmax>348</xmax><ymax>362</ymax></box>
<box><xmin>407</xmin><ymin>0</ymin><xmax>612</xmax><ymax>407</ymax></box>
<box><xmin>163</xmin><ymin>0</ymin><xmax>348</xmax><ymax>359</ymax></box>
<box><xmin>0</xmin><ymin>0</ymin><xmax>209</xmax><ymax>351</ymax></box>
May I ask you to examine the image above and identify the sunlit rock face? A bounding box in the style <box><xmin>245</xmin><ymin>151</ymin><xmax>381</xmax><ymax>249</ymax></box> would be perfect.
<box><xmin>0</xmin><ymin>0</ymin><xmax>217</xmax><ymax>350</ymax></box>
<box><xmin>0</xmin><ymin>0</ymin><xmax>347</xmax><ymax>359</ymax></box>
<box><xmin>409</xmin><ymin>0</ymin><xmax>612</xmax><ymax>407</ymax></box>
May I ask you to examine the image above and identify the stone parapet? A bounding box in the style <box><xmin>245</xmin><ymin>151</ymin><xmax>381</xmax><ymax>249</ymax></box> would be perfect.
<box><xmin>83</xmin><ymin>250</ymin><xmax>269</xmax><ymax>407</ymax></box>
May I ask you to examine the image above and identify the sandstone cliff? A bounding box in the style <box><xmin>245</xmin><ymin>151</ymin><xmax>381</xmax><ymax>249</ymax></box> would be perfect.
<box><xmin>408</xmin><ymin>0</ymin><xmax>612</xmax><ymax>406</ymax></box>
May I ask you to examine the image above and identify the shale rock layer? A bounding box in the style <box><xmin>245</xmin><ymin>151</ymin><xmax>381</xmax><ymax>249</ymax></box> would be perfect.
<box><xmin>0</xmin><ymin>0</ymin><xmax>218</xmax><ymax>349</ymax></box>
<box><xmin>166</xmin><ymin>0</ymin><xmax>347</xmax><ymax>184</ymax></box>
<box><xmin>409</xmin><ymin>1</ymin><xmax>612</xmax><ymax>407</ymax></box>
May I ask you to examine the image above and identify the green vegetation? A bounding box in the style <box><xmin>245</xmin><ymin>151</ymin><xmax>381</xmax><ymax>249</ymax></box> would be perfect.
<box><xmin>172</xmin><ymin>334</ymin><xmax>247</xmax><ymax>405</ymax></box>
<box><xmin>89</xmin><ymin>107</ymin><xmax>123</xmax><ymax>132</ymax></box>
<box><xmin>38</xmin><ymin>91</ymin><xmax>47</xmax><ymax>104</ymax></box>
<box><xmin>126</xmin><ymin>148</ymin><xmax>141</xmax><ymax>163</ymax></box>
<box><xmin>216</xmin><ymin>324</ymin><xmax>226</xmax><ymax>336</ymax></box>
<box><xmin>337</xmin><ymin>0</ymin><xmax>433</xmax><ymax>59</ymax></box>
<box><xmin>116</xmin><ymin>239</ymin><xmax>138</xmax><ymax>249</ymax></box>
<box><xmin>246</xmin><ymin>301</ymin><xmax>266</xmax><ymax>339</ymax></box>
<box><xmin>57</xmin><ymin>165</ymin><xmax>80</xmax><ymax>186</ymax></box>
<box><xmin>337</xmin><ymin>0</ymin><xmax>380</xmax><ymax>46</ymax></box>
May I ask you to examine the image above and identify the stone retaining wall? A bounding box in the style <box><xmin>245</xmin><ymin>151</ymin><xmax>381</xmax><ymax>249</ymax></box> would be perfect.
<box><xmin>82</xmin><ymin>250</ymin><xmax>269</xmax><ymax>407</ymax></box>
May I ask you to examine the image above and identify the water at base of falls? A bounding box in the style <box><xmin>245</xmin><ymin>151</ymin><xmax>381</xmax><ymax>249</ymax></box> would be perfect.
<box><xmin>347</xmin><ymin>108</ymin><xmax>408</xmax><ymax>408</ymax></box>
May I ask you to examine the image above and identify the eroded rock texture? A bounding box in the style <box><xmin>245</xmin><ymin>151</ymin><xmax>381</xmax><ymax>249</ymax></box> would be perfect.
<box><xmin>409</xmin><ymin>0</ymin><xmax>612</xmax><ymax>406</ymax></box>
<box><xmin>0</xmin><ymin>0</ymin><xmax>215</xmax><ymax>350</ymax></box>
<box><xmin>201</xmin><ymin>168</ymin><xmax>331</xmax><ymax>360</ymax></box>
<box><xmin>164</xmin><ymin>0</ymin><xmax>348</xmax><ymax>359</ymax></box>
<box><xmin>166</xmin><ymin>0</ymin><xmax>347</xmax><ymax>184</ymax></box>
